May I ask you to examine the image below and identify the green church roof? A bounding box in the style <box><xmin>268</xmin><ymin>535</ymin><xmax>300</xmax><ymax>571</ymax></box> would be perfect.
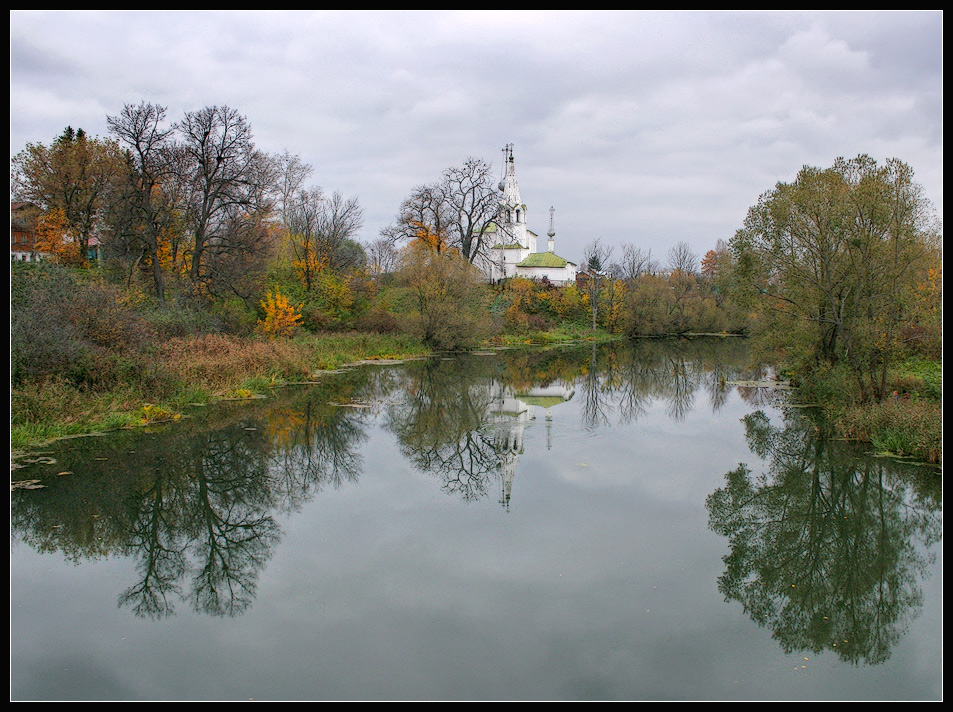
<box><xmin>517</xmin><ymin>251</ymin><xmax>574</xmax><ymax>268</ymax></box>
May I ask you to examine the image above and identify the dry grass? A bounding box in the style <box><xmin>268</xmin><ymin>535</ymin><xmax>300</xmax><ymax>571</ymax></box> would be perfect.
<box><xmin>158</xmin><ymin>334</ymin><xmax>314</xmax><ymax>394</ymax></box>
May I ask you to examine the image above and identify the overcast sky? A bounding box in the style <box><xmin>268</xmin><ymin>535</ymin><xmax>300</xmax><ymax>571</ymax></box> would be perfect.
<box><xmin>10</xmin><ymin>10</ymin><xmax>943</xmax><ymax>266</ymax></box>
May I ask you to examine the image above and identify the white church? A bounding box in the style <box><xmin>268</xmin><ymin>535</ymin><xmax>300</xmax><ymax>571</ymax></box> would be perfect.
<box><xmin>480</xmin><ymin>145</ymin><xmax>577</xmax><ymax>285</ymax></box>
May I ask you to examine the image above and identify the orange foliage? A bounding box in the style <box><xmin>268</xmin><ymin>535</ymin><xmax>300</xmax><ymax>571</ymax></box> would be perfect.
<box><xmin>410</xmin><ymin>221</ymin><xmax>451</xmax><ymax>253</ymax></box>
<box><xmin>34</xmin><ymin>208</ymin><xmax>85</xmax><ymax>266</ymax></box>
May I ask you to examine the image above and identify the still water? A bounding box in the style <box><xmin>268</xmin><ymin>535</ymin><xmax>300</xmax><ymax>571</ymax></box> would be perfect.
<box><xmin>10</xmin><ymin>338</ymin><xmax>942</xmax><ymax>701</ymax></box>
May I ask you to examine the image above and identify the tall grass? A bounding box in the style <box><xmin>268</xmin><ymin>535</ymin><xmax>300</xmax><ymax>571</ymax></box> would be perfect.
<box><xmin>836</xmin><ymin>398</ymin><xmax>942</xmax><ymax>465</ymax></box>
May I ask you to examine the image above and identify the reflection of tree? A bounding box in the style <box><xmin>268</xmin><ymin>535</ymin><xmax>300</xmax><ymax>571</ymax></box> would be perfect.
<box><xmin>607</xmin><ymin>337</ymin><xmax>756</xmax><ymax>424</ymax></box>
<box><xmin>706</xmin><ymin>409</ymin><xmax>941</xmax><ymax>665</ymax></box>
<box><xmin>386</xmin><ymin>356</ymin><xmax>502</xmax><ymax>501</ymax></box>
<box><xmin>580</xmin><ymin>342</ymin><xmax>612</xmax><ymax>430</ymax></box>
<box><xmin>187</xmin><ymin>428</ymin><xmax>281</xmax><ymax>617</ymax></box>
<box><xmin>265</xmin><ymin>394</ymin><xmax>368</xmax><ymax>512</ymax></box>
<box><xmin>12</xmin><ymin>374</ymin><xmax>373</xmax><ymax>620</ymax></box>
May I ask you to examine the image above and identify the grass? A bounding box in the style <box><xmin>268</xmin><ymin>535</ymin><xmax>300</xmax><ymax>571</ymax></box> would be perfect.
<box><xmin>10</xmin><ymin>330</ymin><xmax>432</xmax><ymax>452</ymax></box>
<box><xmin>829</xmin><ymin>357</ymin><xmax>943</xmax><ymax>466</ymax></box>
<box><xmin>836</xmin><ymin>397</ymin><xmax>942</xmax><ymax>465</ymax></box>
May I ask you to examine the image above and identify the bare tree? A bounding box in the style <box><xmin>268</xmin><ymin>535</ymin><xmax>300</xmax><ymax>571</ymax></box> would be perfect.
<box><xmin>316</xmin><ymin>191</ymin><xmax>364</xmax><ymax>270</ymax></box>
<box><xmin>366</xmin><ymin>237</ymin><xmax>401</xmax><ymax>282</ymax></box>
<box><xmin>106</xmin><ymin>101</ymin><xmax>180</xmax><ymax>301</ymax></box>
<box><xmin>273</xmin><ymin>150</ymin><xmax>314</xmax><ymax>230</ymax></box>
<box><xmin>667</xmin><ymin>240</ymin><xmax>698</xmax><ymax>276</ymax></box>
<box><xmin>616</xmin><ymin>244</ymin><xmax>659</xmax><ymax>283</ymax></box>
<box><xmin>441</xmin><ymin>157</ymin><xmax>500</xmax><ymax>263</ymax></box>
<box><xmin>384</xmin><ymin>157</ymin><xmax>500</xmax><ymax>265</ymax></box>
<box><xmin>583</xmin><ymin>239</ymin><xmax>614</xmax><ymax>333</ymax></box>
<box><xmin>177</xmin><ymin>105</ymin><xmax>274</xmax><ymax>284</ymax></box>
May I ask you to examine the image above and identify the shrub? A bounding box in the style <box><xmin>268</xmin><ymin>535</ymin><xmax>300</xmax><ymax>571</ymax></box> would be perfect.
<box><xmin>256</xmin><ymin>287</ymin><xmax>303</xmax><ymax>338</ymax></box>
<box><xmin>11</xmin><ymin>264</ymin><xmax>154</xmax><ymax>388</ymax></box>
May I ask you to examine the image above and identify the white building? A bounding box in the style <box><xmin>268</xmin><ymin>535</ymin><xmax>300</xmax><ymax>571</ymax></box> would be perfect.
<box><xmin>481</xmin><ymin>146</ymin><xmax>577</xmax><ymax>285</ymax></box>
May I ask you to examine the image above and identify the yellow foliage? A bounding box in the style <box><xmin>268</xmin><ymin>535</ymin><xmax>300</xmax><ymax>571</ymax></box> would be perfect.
<box><xmin>257</xmin><ymin>287</ymin><xmax>303</xmax><ymax>338</ymax></box>
<box><xmin>139</xmin><ymin>403</ymin><xmax>181</xmax><ymax>424</ymax></box>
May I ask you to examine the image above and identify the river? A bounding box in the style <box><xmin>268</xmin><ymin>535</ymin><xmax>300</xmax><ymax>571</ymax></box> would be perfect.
<box><xmin>10</xmin><ymin>338</ymin><xmax>942</xmax><ymax>701</ymax></box>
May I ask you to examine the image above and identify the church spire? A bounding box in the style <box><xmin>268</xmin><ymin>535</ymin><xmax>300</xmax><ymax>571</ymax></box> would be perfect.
<box><xmin>500</xmin><ymin>143</ymin><xmax>523</xmax><ymax>210</ymax></box>
<box><xmin>547</xmin><ymin>206</ymin><xmax>556</xmax><ymax>252</ymax></box>
<box><xmin>497</xmin><ymin>143</ymin><xmax>528</xmax><ymax>248</ymax></box>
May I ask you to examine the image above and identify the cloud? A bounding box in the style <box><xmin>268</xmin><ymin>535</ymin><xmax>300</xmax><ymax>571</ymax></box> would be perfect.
<box><xmin>10</xmin><ymin>10</ymin><xmax>942</xmax><ymax>263</ymax></box>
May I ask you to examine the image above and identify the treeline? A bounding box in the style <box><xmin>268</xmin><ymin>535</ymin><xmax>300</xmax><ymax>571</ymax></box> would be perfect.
<box><xmin>11</xmin><ymin>106</ymin><xmax>942</xmax><ymax>460</ymax></box>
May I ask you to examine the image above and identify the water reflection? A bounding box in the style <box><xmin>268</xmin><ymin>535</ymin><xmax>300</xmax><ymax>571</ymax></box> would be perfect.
<box><xmin>11</xmin><ymin>371</ymin><xmax>376</xmax><ymax>620</ymax></box>
<box><xmin>11</xmin><ymin>335</ymin><xmax>939</xmax><ymax>679</ymax></box>
<box><xmin>706</xmin><ymin>407</ymin><xmax>942</xmax><ymax>666</ymax></box>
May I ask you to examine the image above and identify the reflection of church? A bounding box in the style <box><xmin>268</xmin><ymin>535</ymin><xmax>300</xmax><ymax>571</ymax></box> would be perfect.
<box><xmin>482</xmin><ymin>145</ymin><xmax>578</xmax><ymax>285</ymax></box>
<box><xmin>485</xmin><ymin>380</ymin><xmax>575</xmax><ymax>509</ymax></box>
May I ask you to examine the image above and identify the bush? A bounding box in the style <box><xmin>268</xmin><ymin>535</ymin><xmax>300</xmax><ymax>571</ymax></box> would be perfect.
<box><xmin>11</xmin><ymin>264</ymin><xmax>154</xmax><ymax>388</ymax></box>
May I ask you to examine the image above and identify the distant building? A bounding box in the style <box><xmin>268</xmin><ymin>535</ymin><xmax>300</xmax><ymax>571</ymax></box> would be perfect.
<box><xmin>10</xmin><ymin>202</ymin><xmax>43</xmax><ymax>262</ymax></box>
<box><xmin>481</xmin><ymin>146</ymin><xmax>577</xmax><ymax>285</ymax></box>
<box><xmin>10</xmin><ymin>201</ymin><xmax>101</xmax><ymax>264</ymax></box>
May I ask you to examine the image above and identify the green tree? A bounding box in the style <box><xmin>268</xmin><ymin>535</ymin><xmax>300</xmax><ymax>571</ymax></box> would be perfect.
<box><xmin>730</xmin><ymin>155</ymin><xmax>940</xmax><ymax>400</ymax></box>
<box><xmin>397</xmin><ymin>240</ymin><xmax>492</xmax><ymax>350</ymax></box>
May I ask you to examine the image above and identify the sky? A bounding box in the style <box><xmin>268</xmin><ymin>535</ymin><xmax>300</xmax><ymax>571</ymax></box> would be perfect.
<box><xmin>9</xmin><ymin>10</ymin><xmax>943</xmax><ymax>267</ymax></box>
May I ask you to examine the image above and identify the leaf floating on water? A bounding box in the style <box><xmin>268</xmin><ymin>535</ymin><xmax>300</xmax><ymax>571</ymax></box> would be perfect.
<box><xmin>12</xmin><ymin>480</ymin><xmax>46</xmax><ymax>490</ymax></box>
<box><xmin>21</xmin><ymin>456</ymin><xmax>56</xmax><ymax>465</ymax></box>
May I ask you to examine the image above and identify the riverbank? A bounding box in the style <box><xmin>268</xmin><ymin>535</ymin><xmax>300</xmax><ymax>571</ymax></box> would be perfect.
<box><xmin>11</xmin><ymin>330</ymin><xmax>940</xmax><ymax>468</ymax></box>
<box><xmin>11</xmin><ymin>327</ymin><xmax>620</xmax><ymax>453</ymax></box>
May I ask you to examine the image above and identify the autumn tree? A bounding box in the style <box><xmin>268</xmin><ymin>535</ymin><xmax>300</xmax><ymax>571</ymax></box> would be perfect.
<box><xmin>12</xmin><ymin>126</ymin><xmax>124</xmax><ymax>265</ymax></box>
<box><xmin>32</xmin><ymin>208</ymin><xmax>81</xmax><ymax>266</ymax></box>
<box><xmin>257</xmin><ymin>286</ymin><xmax>303</xmax><ymax>338</ymax></box>
<box><xmin>285</xmin><ymin>187</ymin><xmax>328</xmax><ymax>292</ymax></box>
<box><xmin>397</xmin><ymin>239</ymin><xmax>492</xmax><ymax>350</ymax></box>
<box><xmin>384</xmin><ymin>157</ymin><xmax>500</xmax><ymax>266</ymax></box>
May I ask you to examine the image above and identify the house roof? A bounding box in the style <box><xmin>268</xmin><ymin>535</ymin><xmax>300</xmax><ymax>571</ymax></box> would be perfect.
<box><xmin>517</xmin><ymin>251</ymin><xmax>576</xmax><ymax>268</ymax></box>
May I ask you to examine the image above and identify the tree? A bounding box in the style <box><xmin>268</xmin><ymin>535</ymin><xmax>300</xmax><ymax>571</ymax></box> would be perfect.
<box><xmin>285</xmin><ymin>188</ymin><xmax>328</xmax><ymax>293</ymax></box>
<box><xmin>177</xmin><ymin>105</ymin><xmax>275</xmax><ymax>285</ymax></box>
<box><xmin>667</xmin><ymin>240</ymin><xmax>698</xmax><ymax>276</ymax></box>
<box><xmin>273</xmin><ymin>150</ymin><xmax>314</xmax><ymax>230</ymax></box>
<box><xmin>384</xmin><ymin>157</ymin><xmax>500</xmax><ymax>266</ymax></box>
<box><xmin>12</xmin><ymin>126</ymin><xmax>124</xmax><ymax>265</ymax></box>
<box><xmin>32</xmin><ymin>208</ymin><xmax>80</xmax><ymax>265</ymax></box>
<box><xmin>441</xmin><ymin>157</ymin><xmax>500</xmax><ymax>264</ymax></box>
<box><xmin>582</xmin><ymin>239</ymin><xmax>613</xmax><ymax>333</ymax></box>
<box><xmin>615</xmin><ymin>244</ymin><xmax>659</xmax><ymax>284</ymax></box>
<box><xmin>397</xmin><ymin>240</ymin><xmax>492</xmax><ymax>350</ymax></box>
<box><xmin>366</xmin><ymin>237</ymin><xmax>401</xmax><ymax>283</ymax></box>
<box><xmin>730</xmin><ymin>155</ymin><xmax>940</xmax><ymax>400</ymax></box>
<box><xmin>106</xmin><ymin>102</ymin><xmax>181</xmax><ymax>301</ymax></box>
